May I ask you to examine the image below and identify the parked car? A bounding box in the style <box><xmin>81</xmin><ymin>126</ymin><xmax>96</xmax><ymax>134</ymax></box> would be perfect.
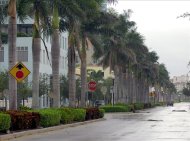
<box><xmin>95</xmin><ymin>100</ymin><xmax>105</xmax><ymax>107</ymax></box>
<box><xmin>167</xmin><ymin>101</ymin><xmax>174</xmax><ymax>106</ymax></box>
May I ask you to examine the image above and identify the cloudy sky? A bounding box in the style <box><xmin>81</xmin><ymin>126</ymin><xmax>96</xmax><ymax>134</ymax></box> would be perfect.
<box><xmin>109</xmin><ymin>0</ymin><xmax>190</xmax><ymax>78</ymax></box>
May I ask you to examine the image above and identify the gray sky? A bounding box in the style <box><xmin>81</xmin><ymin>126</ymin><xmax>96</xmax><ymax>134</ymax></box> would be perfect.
<box><xmin>109</xmin><ymin>0</ymin><xmax>190</xmax><ymax>78</ymax></box>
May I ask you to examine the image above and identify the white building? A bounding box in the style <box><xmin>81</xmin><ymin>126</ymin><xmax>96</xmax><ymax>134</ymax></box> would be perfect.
<box><xmin>0</xmin><ymin>1</ymin><xmax>69</xmax><ymax>107</ymax></box>
<box><xmin>171</xmin><ymin>74</ymin><xmax>190</xmax><ymax>92</ymax></box>
<box><xmin>0</xmin><ymin>20</ymin><xmax>68</xmax><ymax>82</ymax></box>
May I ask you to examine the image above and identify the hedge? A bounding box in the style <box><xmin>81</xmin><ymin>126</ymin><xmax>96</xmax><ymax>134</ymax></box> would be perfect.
<box><xmin>134</xmin><ymin>103</ymin><xmax>144</xmax><ymax>110</ymax></box>
<box><xmin>0</xmin><ymin>113</ymin><xmax>11</xmax><ymax>132</ymax></box>
<box><xmin>56</xmin><ymin>108</ymin><xmax>74</xmax><ymax>124</ymax></box>
<box><xmin>100</xmin><ymin>106</ymin><xmax>130</xmax><ymax>113</ymax></box>
<box><xmin>85</xmin><ymin>108</ymin><xmax>103</xmax><ymax>120</ymax></box>
<box><xmin>73</xmin><ymin>109</ymin><xmax>86</xmax><ymax>122</ymax></box>
<box><xmin>37</xmin><ymin>109</ymin><xmax>61</xmax><ymax>127</ymax></box>
<box><xmin>6</xmin><ymin>110</ymin><xmax>40</xmax><ymax>130</ymax></box>
<box><xmin>99</xmin><ymin>109</ymin><xmax>105</xmax><ymax>118</ymax></box>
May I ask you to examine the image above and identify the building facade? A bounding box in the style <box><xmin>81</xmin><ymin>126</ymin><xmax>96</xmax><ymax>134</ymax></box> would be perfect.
<box><xmin>171</xmin><ymin>74</ymin><xmax>190</xmax><ymax>92</ymax></box>
<box><xmin>0</xmin><ymin>20</ymin><xmax>68</xmax><ymax>82</ymax></box>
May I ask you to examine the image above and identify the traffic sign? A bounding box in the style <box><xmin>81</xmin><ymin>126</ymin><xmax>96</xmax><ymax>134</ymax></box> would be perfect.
<box><xmin>88</xmin><ymin>81</ymin><xmax>97</xmax><ymax>92</ymax></box>
<box><xmin>9</xmin><ymin>62</ymin><xmax>31</xmax><ymax>82</ymax></box>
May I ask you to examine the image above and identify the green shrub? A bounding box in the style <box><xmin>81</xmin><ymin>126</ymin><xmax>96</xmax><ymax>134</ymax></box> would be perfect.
<box><xmin>73</xmin><ymin>109</ymin><xmax>86</xmax><ymax>122</ymax></box>
<box><xmin>0</xmin><ymin>113</ymin><xmax>11</xmax><ymax>131</ymax></box>
<box><xmin>56</xmin><ymin>108</ymin><xmax>73</xmax><ymax>124</ymax></box>
<box><xmin>19</xmin><ymin>105</ymin><xmax>32</xmax><ymax>111</ymax></box>
<box><xmin>114</xmin><ymin>103</ymin><xmax>128</xmax><ymax>106</ymax></box>
<box><xmin>37</xmin><ymin>109</ymin><xmax>61</xmax><ymax>127</ymax></box>
<box><xmin>134</xmin><ymin>103</ymin><xmax>144</xmax><ymax>110</ymax></box>
<box><xmin>99</xmin><ymin>109</ymin><xmax>105</xmax><ymax>118</ymax></box>
<box><xmin>100</xmin><ymin>106</ymin><xmax>130</xmax><ymax>113</ymax></box>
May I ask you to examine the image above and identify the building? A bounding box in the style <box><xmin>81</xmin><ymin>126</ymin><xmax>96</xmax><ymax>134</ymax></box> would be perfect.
<box><xmin>0</xmin><ymin>0</ymin><xmax>8</xmax><ymax>5</ymax></box>
<box><xmin>0</xmin><ymin>1</ymin><xmax>69</xmax><ymax>108</ymax></box>
<box><xmin>171</xmin><ymin>74</ymin><xmax>190</xmax><ymax>92</ymax></box>
<box><xmin>0</xmin><ymin>19</ymin><xmax>68</xmax><ymax>82</ymax></box>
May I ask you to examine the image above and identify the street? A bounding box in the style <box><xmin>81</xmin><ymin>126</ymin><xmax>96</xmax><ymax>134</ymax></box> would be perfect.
<box><xmin>11</xmin><ymin>103</ymin><xmax>190</xmax><ymax>141</ymax></box>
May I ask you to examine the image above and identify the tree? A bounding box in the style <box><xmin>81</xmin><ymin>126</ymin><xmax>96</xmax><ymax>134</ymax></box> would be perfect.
<box><xmin>17</xmin><ymin>0</ymin><xmax>50</xmax><ymax>109</ymax></box>
<box><xmin>60</xmin><ymin>75</ymin><xmax>69</xmax><ymax>102</ymax></box>
<box><xmin>182</xmin><ymin>82</ymin><xmax>190</xmax><ymax>97</ymax></box>
<box><xmin>48</xmin><ymin>0</ymin><xmax>62</xmax><ymax>108</ymax></box>
<box><xmin>59</xmin><ymin>0</ymin><xmax>87</xmax><ymax>107</ymax></box>
<box><xmin>93</xmin><ymin>10</ymin><xmax>137</xmax><ymax>104</ymax></box>
<box><xmin>0</xmin><ymin>71</ymin><xmax>8</xmax><ymax>93</ymax></box>
<box><xmin>8</xmin><ymin>0</ymin><xmax>17</xmax><ymax>110</ymax></box>
<box><xmin>17</xmin><ymin>82</ymin><xmax>32</xmax><ymax>107</ymax></box>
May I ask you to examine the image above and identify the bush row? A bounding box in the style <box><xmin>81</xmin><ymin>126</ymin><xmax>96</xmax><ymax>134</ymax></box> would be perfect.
<box><xmin>101</xmin><ymin>102</ymin><xmax>163</xmax><ymax>113</ymax></box>
<box><xmin>0</xmin><ymin>107</ymin><xmax>104</xmax><ymax>132</ymax></box>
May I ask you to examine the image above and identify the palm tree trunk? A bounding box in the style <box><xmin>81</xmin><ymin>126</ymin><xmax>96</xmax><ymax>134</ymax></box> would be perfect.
<box><xmin>32</xmin><ymin>38</ymin><xmax>41</xmax><ymax>109</ymax></box>
<box><xmin>51</xmin><ymin>29</ymin><xmax>60</xmax><ymax>107</ymax></box>
<box><xmin>80</xmin><ymin>57</ymin><xmax>87</xmax><ymax>107</ymax></box>
<box><xmin>114</xmin><ymin>66</ymin><xmax>119</xmax><ymax>104</ymax></box>
<box><xmin>8</xmin><ymin>0</ymin><xmax>17</xmax><ymax>110</ymax></box>
<box><xmin>80</xmin><ymin>36</ymin><xmax>87</xmax><ymax>107</ymax></box>
<box><xmin>0</xmin><ymin>24</ymin><xmax>2</xmax><ymax>48</ymax></box>
<box><xmin>68</xmin><ymin>44</ymin><xmax>76</xmax><ymax>107</ymax></box>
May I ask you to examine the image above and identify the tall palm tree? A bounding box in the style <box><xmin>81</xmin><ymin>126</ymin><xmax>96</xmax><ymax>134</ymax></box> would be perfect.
<box><xmin>32</xmin><ymin>0</ymin><xmax>49</xmax><ymax>109</ymax></box>
<box><xmin>8</xmin><ymin>0</ymin><xmax>17</xmax><ymax>110</ymax></box>
<box><xmin>57</xmin><ymin>0</ymin><xmax>86</xmax><ymax>107</ymax></box>
<box><xmin>49</xmin><ymin>0</ymin><xmax>62</xmax><ymax>107</ymax></box>
<box><xmin>93</xmin><ymin>11</ymin><xmax>137</xmax><ymax>104</ymax></box>
<box><xmin>17</xmin><ymin>0</ymin><xmax>50</xmax><ymax>109</ymax></box>
<box><xmin>75</xmin><ymin>0</ymin><xmax>106</xmax><ymax>107</ymax></box>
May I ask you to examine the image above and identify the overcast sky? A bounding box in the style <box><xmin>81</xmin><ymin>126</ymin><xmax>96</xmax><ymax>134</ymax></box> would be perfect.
<box><xmin>109</xmin><ymin>0</ymin><xmax>190</xmax><ymax>78</ymax></box>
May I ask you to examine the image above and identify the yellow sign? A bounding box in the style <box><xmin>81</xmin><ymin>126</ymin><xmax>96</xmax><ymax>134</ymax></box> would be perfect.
<box><xmin>9</xmin><ymin>62</ymin><xmax>31</xmax><ymax>82</ymax></box>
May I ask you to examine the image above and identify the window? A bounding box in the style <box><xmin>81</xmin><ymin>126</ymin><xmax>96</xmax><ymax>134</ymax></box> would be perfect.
<box><xmin>43</xmin><ymin>50</ymin><xmax>45</xmax><ymax>64</ymax></box>
<box><xmin>0</xmin><ymin>47</ymin><xmax>4</xmax><ymax>62</ymax></box>
<box><xmin>65</xmin><ymin>57</ymin><xmax>67</xmax><ymax>67</ymax></box>
<box><xmin>17</xmin><ymin>47</ymin><xmax>28</xmax><ymax>62</ymax></box>
<box><xmin>63</xmin><ymin>57</ymin><xmax>65</xmax><ymax>69</ymax></box>
<box><xmin>65</xmin><ymin>38</ymin><xmax>67</xmax><ymax>50</ymax></box>
<box><xmin>62</xmin><ymin>37</ymin><xmax>65</xmax><ymax>49</ymax></box>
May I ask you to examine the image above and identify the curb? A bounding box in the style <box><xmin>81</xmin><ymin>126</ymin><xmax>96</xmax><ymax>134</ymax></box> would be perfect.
<box><xmin>0</xmin><ymin>118</ymin><xmax>105</xmax><ymax>141</ymax></box>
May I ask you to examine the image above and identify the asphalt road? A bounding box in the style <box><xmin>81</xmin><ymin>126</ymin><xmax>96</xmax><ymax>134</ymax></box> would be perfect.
<box><xmin>11</xmin><ymin>103</ymin><xmax>190</xmax><ymax>141</ymax></box>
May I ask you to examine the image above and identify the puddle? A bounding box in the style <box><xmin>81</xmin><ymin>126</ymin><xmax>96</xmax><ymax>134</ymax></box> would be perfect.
<box><xmin>135</xmin><ymin>111</ymin><xmax>150</xmax><ymax>113</ymax></box>
<box><xmin>147</xmin><ymin>119</ymin><xmax>163</xmax><ymax>122</ymax></box>
<box><xmin>172</xmin><ymin>110</ymin><xmax>187</xmax><ymax>112</ymax></box>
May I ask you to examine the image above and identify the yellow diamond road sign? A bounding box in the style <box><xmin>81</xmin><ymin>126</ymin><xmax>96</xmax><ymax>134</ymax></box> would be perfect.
<box><xmin>9</xmin><ymin>62</ymin><xmax>31</xmax><ymax>82</ymax></box>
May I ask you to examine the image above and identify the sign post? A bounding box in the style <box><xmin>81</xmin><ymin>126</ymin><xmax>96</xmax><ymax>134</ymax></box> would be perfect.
<box><xmin>9</xmin><ymin>62</ymin><xmax>30</xmax><ymax>82</ymax></box>
<box><xmin>88</xmin><ymin>81</ymin><xmax>96</xmax><ymax>107</ymax></box>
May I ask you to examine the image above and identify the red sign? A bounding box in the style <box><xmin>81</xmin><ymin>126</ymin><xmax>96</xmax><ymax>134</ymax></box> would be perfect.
<box><xmin>88</xmin><ymin>81</ymin><xmax>96</xmax><ymax>92</ymax></box>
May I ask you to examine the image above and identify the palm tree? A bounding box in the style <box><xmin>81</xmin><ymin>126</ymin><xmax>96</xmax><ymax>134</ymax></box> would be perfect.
<box><xmin>8</xmin><ymin>0</ymin><xmax>17</xmax><ymax>110</ymax></box>
<box><xmin>93</xmin><ymin>11</ymin><xmax>137</xmax><ymax>104</ymax></box>
<box><xmin>75</xmin><ymin>0</ymin><xmax>107</xmax><ymax>107</ymax></box>
<box><xmin>58</xmin><ymin>0</ymin><xmax>86</xmax><ymax>107</ymax></box>
<box><xmin>49</xmin><ymin>0</ymin><xmax>62</xmax><ymax>108</ymax></box>
<box><xmin>17</xmin><ymin>0</ymin><xmax>50</xmax><ymax>109</ymax></box>
<box><xmin>32</xmin><ymin>0</ymin><xmax>49</xmax><ymax>109</ymax></box>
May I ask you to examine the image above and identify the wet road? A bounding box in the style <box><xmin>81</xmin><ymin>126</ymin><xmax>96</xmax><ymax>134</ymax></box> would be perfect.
<box><xmin>11</xmin><ymin>103</ymin><xmax>190</xmax><ymax>141</ymax></box>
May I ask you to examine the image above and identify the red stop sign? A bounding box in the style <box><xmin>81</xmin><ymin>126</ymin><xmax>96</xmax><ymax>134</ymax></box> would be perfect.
<box><xmin>88</xmin><ymin>81</ymin><xmax>96</xmax><ymax>92</ymax></box>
